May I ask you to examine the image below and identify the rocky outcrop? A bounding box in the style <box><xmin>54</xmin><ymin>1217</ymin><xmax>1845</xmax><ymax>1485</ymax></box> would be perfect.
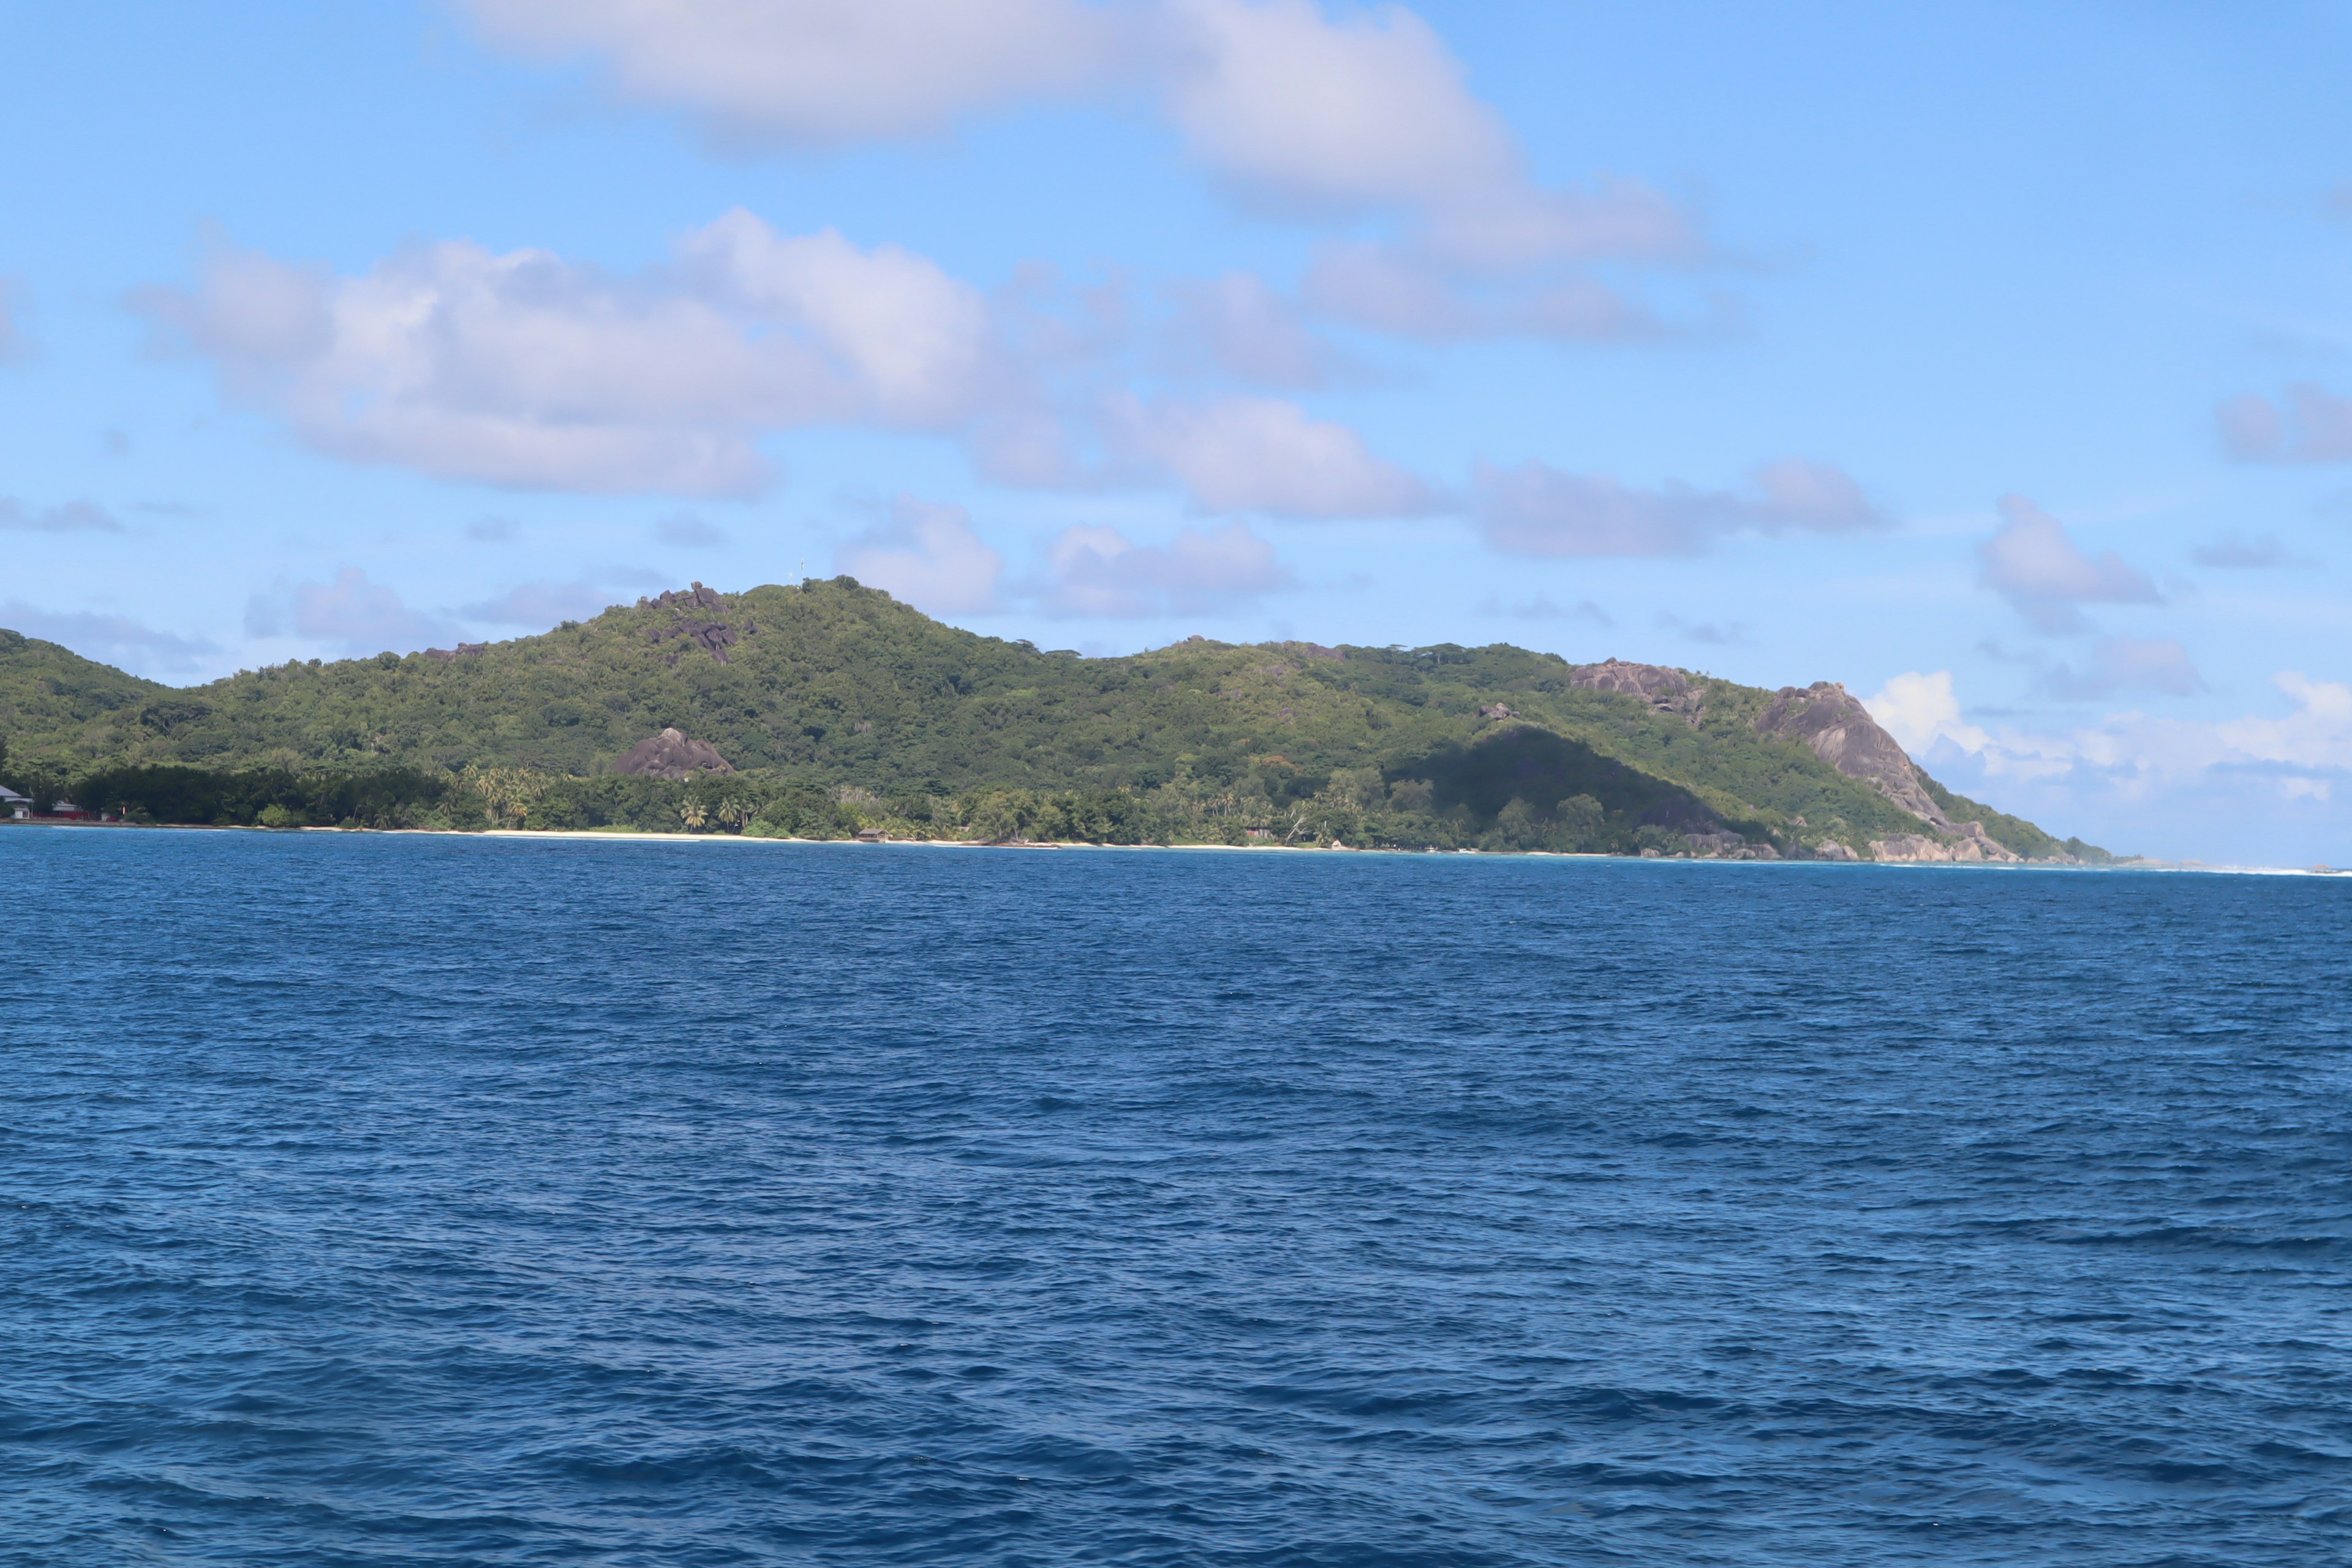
<box><xmin>638</xmin><ymin>583</ymin><xmax>752</xmax><ymax>665</ymax></box>
<box><xmin>1869</xmin><ymin>828</ymin><xmax>2022</xmax><ymax>864</ymax></box>
<box><xmin>1754</xmin><ymin>682</ymin><xmax>1953</xmax><ymax>829</ymax></box>
<box><xmin>615</xmin><ymin>727</ymin><xmax>733</xmax><ymax>779</ymax></box>
<box><xmin>641</xmin><ymin>583</ymin><xmax>726</xmax><ymax>611</ymax></box>
<box><xmin>1568</xmin><ymin>658</ymin><xmax>1707</xmax><ymax>726</ymax></box>
<box><xmin>649</xmin><ymin>617</ymin><xmax>741</xmax><ymax>663</ymax></box>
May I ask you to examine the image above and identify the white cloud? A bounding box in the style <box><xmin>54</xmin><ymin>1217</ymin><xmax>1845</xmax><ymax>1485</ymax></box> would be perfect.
<box><xmin>1035</xmin><ymin>519</ymin><xmax>1292</xmax><ymax>616</ymax></box>
<box><xmin>0</xmin><ymin>498</ymin><xmax>125</xmax><ymax>534</ymax></box>
<box><xmin>1472</xmin><ymin>458</ymin><xmax>1882</xmax><ymax>557</ymax></box>
<box><xmin>136</xmin><ymin>212</ymin><xmax>998</xmax><ymax>497</ymax></box>
<box><xmin>462</xmin><ymin>1</ymin><xmax>1706</xmax><ymax>350</ymax></box>
<box><xmin>1159</xmin><ymin>0</ymin><xmax>1512</xmax><ymax>214</ymax></box>
<box><xmin>1871</xmin><ymin>669</ymin><xmax>2352</xmax><ymax>863</ymax></box>
<box><xmin>1864</xmin><ymin>671</ymin><xmax>1992</xmax><ymax>756</ymax></box>
<box><xmin>835</xmin><ymin>497</ymin><xmax>1005</xmax><ymax>614</ymax></box>
<box><xmin>464</xmin><ymin>0</ymin><xmax>1126</xmax><ymax>146</ymax></box>
<box><xmin>1110</xmin><ymin>394</ymin><xmax>1438</xmax><ymax>517</ymax></box>
<box><xmin>2217</xmin><ymin>383</ymin><xmax>2352</xmax><ymax>462</ymax></box>
<box><xmin>0</xmin><ymin>603</ymin><xmax>217</xmax><ymax>674</ymax></box>
<box><xmin>1975</xmin><ymin>495</ymin><xmax>2160</xmax><ymax>633</ymax></box>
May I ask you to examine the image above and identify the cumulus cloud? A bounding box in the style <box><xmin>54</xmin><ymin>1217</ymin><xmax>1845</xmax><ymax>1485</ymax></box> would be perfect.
<box><xmin>2217</xmin><ymin>383</ymin><xmax>2352</xmax><ymax>463</ymax></box>
<box><xmin>1858</xmin><ymin>667</ymin><xmax>2352</xmax><ymax>863</ymax></box>
<box><xmin>1110</xmin><ymin>394</ymin><xmax>1438</xmax><ymax>517</ymax></box>
<box><xmin>1164</xmin><ymin>0</ymin><xmax>1698</xmax><ymax>341</ymax></box>
<box><xmin>1976</xmin><ymin>496</ymin><xmax>2160</xmax><ymax>633</ymax></box>
<box><xmin>462</xmin><ymin>0</ymin><xmax>1705</xmax><ymax>348</ymax></box>
<box><xmin>2036</xmin><ymin>636</ymin><xmax>2204</xmax><ymax>700</ymax></box>
<box><xmin>1033</xmin><ymin>519</ymin><xmax>1292</xmax><ymax>617</ymax></box>
<box><xmin>135</xmin><ymin>211</ymin><xmax>997</xmax><ymax>497</ymax></box>
<box><xmin>465</xmin><ymin>0</ymin><xmax>1126</xmax><ymax>146</ymax></box>
<box><xmin>1896</xmin><ymin>670</ymin><xmax>2352</xmax><ymax>860</ymax></box>
<box><xmin>1863</xmin><ymin>671</ymin><xmax>1992</xmax><ymax>758</ymax></box>
<box><xmin>0</xmin><ymin>498</ymin><xmax>126</xmax><ymax>534</ymax></box>
<box><xmin>247</xmin><ymin>568</ymin><xmax>466</xmax><ymax>653</ymax></box>
<box><xmin>0</xmin><ymin>602</ymin><xmax>219</xmax><ymax>674</ymax></box>
<box><xmin>835</xmin><ymin>497</ymin><xmax>1006</xmax><ymax>614</ymax></box>
<box><xmin>1472</xmin><ymin>458</ymin><xmax>1882</xmax><ymax>558</ymax></box>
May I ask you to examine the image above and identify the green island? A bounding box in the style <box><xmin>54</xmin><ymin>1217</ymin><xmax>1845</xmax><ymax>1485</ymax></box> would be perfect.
<box><xmin>0</xmin><ymin>578</ymin><xmax>2109</xmax><ymax>862</ymax></box>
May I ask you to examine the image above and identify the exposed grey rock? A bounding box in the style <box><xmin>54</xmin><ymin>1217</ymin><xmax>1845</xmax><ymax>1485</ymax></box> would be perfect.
<box><xmin>1869</xmin><ymin>830</ymin><xmax>2022</xmax><ymax>864</ymax></box>
<box><xmin>1568</xmin><ymin>658</ymin><xmax>1706</xmax><ymax>726</ymax></box>
<box><xmin>614</xmin><ymin>727</ymin><xmax>734</xmax><ymax>779</ymax></box>
<box><xmin>1754</xmin><ymin>682</ymin><xmax>1959</xmax><ymax>829</ymax></box>
<box><xmin>1479</xmin><ymin>702</ymin><xmax>1518</xmax><ymax>721</ymax></box>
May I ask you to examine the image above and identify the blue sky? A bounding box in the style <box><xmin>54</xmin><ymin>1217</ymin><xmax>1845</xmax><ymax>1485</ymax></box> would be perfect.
<box><xmin>3</xmin><ymin>1</ymin><xmax>2350</xmax><ymax>865</ymax></box>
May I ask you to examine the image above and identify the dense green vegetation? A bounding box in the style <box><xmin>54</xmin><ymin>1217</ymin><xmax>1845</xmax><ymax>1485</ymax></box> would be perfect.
<box><xmin>1</xmin><ymin>579</ymin><xmax>2096</xmax><ymax>857</ymax></box>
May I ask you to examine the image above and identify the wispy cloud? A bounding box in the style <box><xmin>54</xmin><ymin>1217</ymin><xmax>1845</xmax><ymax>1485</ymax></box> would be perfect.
<box><xmin>2191</xmin><ymin>532</ymin><xmax>2304</xmax><ymax>570</ymax></box>
<box><xmin>0</xmin><ymin>602</ymin><xmax>217</xmax><ymax>674</ymax></box>
<box><xmin>1031</xmin><ymin>519</ymin><xmax>1292</xmax><ymax>617</ymax></box>
<box><xmin>2035</xmin><ymin>636</ymin><xmax>2204</xmax><ymax>700</ymax></box>
<box><xmin>1478</xmin><ymin>592</ymin><xmax>1612</xmax><ymax>625</ymax></box>
<box><xmin>1473</xmin><ymin>458</ymin><xmax>1882</xmax><ymax>558</ymax></box>
<box><xmin>0</xmin><ymin>497</ymin><xmax>126</xmax><ymax>534</ymax></box>
<box><xmin>246</xmin><ymin>568</ymin><xmax>465</xmax><ymax>654</ymax></box>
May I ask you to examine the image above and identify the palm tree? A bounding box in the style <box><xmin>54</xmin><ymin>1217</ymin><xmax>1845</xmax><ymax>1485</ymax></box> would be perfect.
<box><xmin>679</xmin><ymin>799</ymin><xmax>709</xmax><ymax>831</ymax></box>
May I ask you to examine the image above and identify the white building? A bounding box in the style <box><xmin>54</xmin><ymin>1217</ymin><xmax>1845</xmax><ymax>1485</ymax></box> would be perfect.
<box><xmin>0</xmin><ymin>785</ymin><xmax>29</xmax><ymax>820</ymax></box>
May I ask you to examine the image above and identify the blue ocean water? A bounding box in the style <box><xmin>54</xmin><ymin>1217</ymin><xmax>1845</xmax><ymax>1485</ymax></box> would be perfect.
<box><xmin>2</xmin><ymin>829</ymin><xmax>2348</xmax><ymax>1566</ymax></box>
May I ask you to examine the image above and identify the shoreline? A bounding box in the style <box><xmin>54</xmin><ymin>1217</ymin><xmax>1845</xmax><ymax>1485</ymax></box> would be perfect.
<box><xmin>6</xmin><ymin>817</ymin><xmax>2341</xmax><ymax>876</ymax></box>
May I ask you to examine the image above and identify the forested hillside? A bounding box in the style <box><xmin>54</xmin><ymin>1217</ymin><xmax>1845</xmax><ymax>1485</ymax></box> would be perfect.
<box><xmin>0</xmin><ymin>579</ymin><xmax>2105</xmax><ymax>859</ymax></box>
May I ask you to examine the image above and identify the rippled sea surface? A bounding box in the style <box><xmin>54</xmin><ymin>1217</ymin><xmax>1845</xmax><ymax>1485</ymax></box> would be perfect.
<box><xmin>4</xmin><ymin>828</ymin><xmax>2350</xmax><ymax>1566</ymax></box>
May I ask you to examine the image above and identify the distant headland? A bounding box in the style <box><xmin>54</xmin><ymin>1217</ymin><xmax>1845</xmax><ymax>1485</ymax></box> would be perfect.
<box><xmin>0</xmin><ymin>579</ymin><xmax>2113</xmax><ymax>862</ymax></box>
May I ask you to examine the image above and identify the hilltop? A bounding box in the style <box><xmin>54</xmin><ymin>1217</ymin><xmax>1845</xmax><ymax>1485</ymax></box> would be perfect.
<box><xmin>0</xmin><ymin>580</ymin><xmax>2105</xmax><ymax>860</ymax></box>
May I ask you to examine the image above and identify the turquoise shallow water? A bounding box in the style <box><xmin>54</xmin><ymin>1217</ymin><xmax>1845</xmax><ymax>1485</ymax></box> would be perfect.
<box><xmin>2</xmin><ymin>827</ymin><xmax>2349</xmax><ymax>1566</ymax></box>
